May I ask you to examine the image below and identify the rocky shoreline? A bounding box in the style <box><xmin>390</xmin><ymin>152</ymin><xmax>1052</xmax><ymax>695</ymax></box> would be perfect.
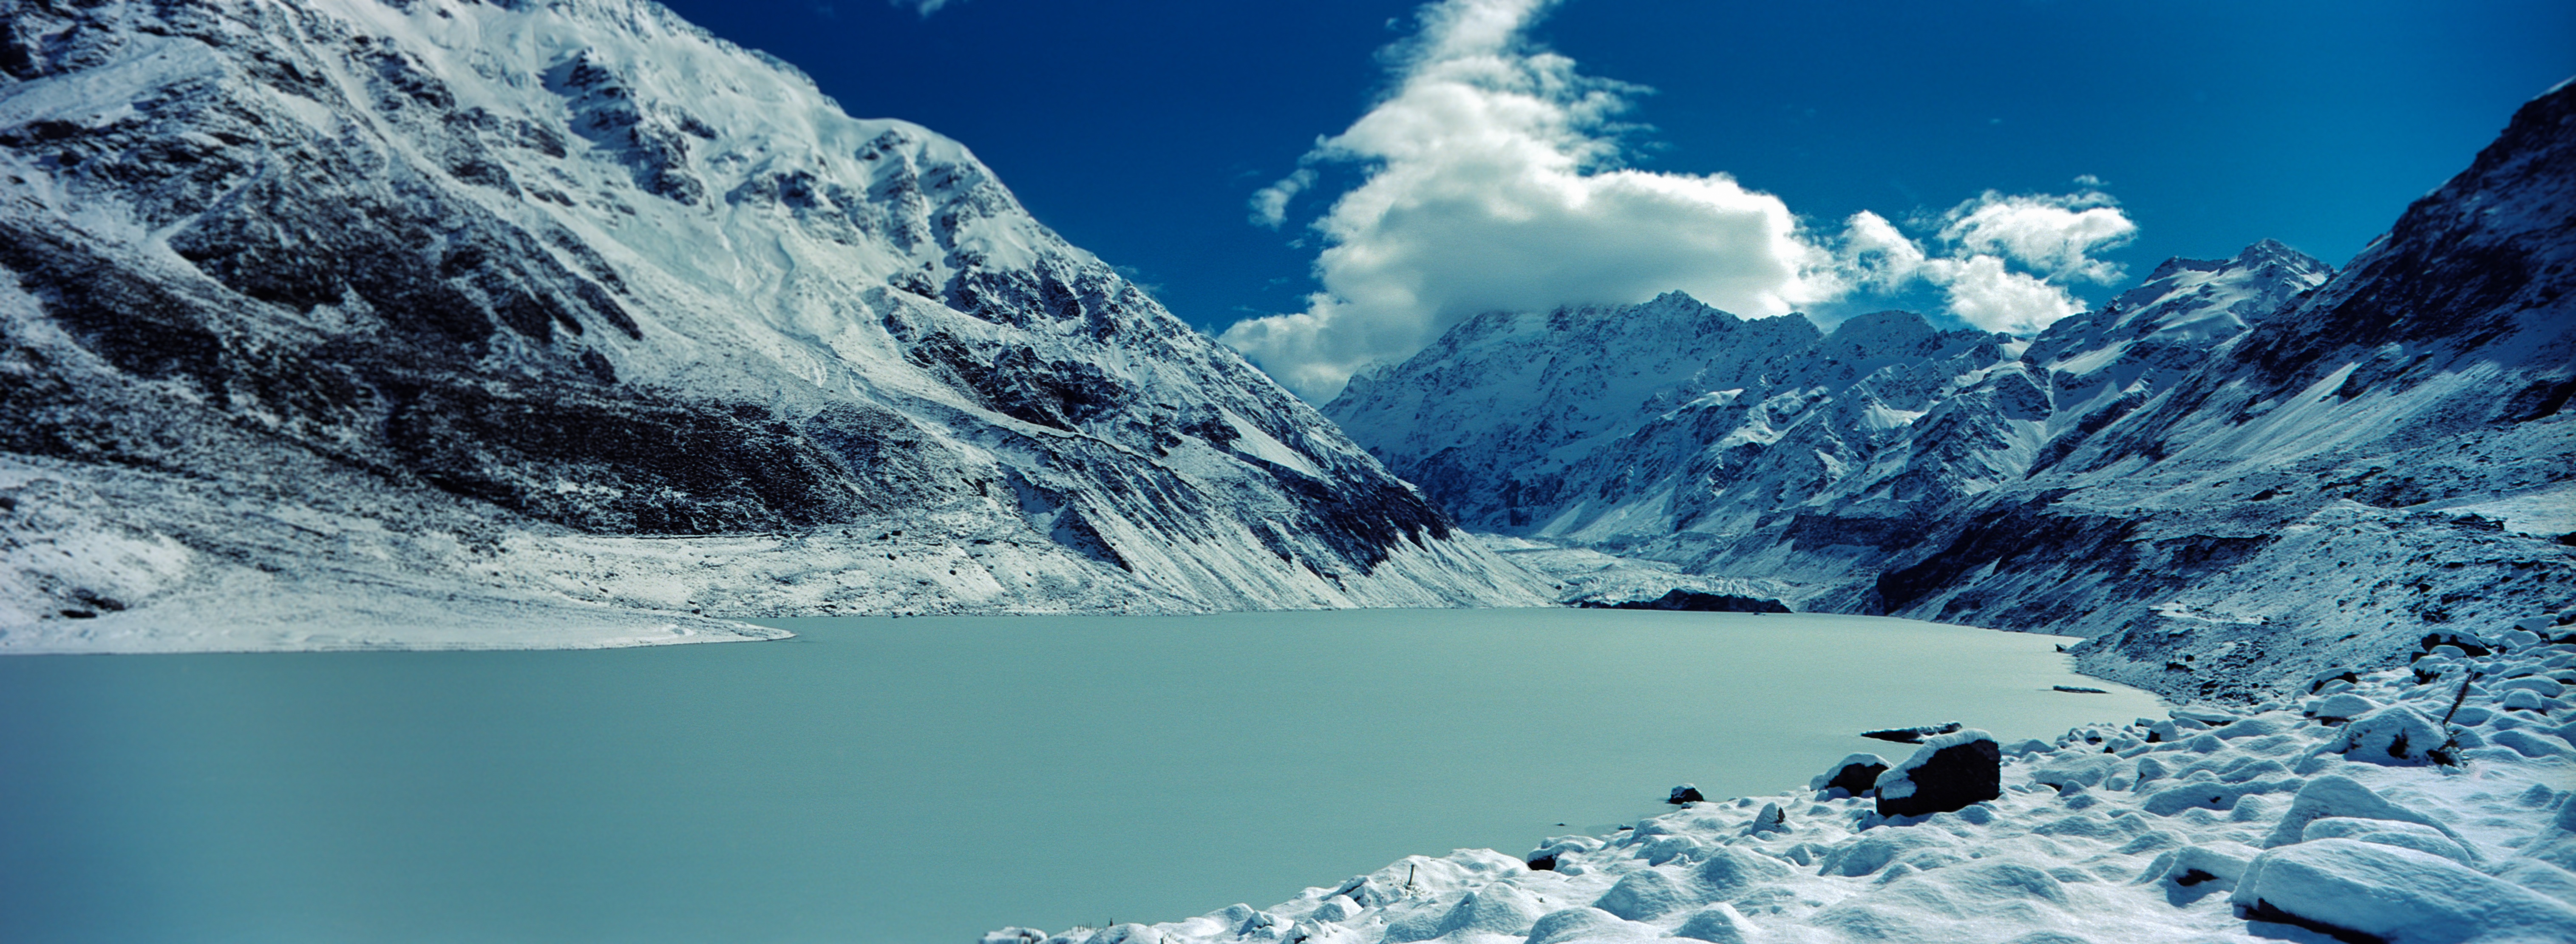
<box><xmin>991</xmin><ymin>609</ymin><xmax>2576</xmax><ymax>944</ymax></box>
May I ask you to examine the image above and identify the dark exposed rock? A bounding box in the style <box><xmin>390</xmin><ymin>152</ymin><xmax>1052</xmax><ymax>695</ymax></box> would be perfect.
<box><xmin>1861</xmin><ymin>722</ymin><xmax>1961</xmax><ymax>744</ymax></box>
<box><xmin>2240</xmin><ymin>899</ymin><xmax>2389</xmax><ymax>944</ymax></box>
<box><xmin>1819</xmin><ymin>759</ymin><xmax>1887</xmax><ymax>797</ymax></box>
<box><xmin>1876</xmin><ymin>735</ymin><xmax>2003</xmax><ymax>818</ymax></box>
<box><xmin>1578</xmin><ymin>590</ymin><xmax>1791</xmax><ymax>613</ymax></box>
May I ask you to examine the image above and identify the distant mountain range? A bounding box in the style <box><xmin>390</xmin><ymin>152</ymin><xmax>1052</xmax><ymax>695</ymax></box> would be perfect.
<box><xmin>0</xmin><ymin>0</ymin><xmax>1544</xmax><ymax>651</ymax></box>
<box><xmin>1330</xmin><ymin>82</ymin><xmax>2576</xmax><ymax>698</ymax></box>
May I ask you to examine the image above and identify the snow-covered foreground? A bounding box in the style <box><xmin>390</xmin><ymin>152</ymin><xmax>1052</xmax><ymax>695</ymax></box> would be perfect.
<box><xmin>993</xmin><ymin>613</ymin><xmax>2576</xmax><ymax>944</ymax></box>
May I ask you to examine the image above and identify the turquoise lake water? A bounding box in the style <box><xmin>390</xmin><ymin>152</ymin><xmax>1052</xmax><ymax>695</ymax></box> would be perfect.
<box><xmin>0</xmin><ymin>609</ymin><xmax>2160</xmax><ymax>944</ymax></box>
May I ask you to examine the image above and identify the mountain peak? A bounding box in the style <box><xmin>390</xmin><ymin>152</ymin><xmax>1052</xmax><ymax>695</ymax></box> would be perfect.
<box><xmin>0</xmin><ymin>0</ymin><xmax>1547</xmax><ymax>648</ymax></box>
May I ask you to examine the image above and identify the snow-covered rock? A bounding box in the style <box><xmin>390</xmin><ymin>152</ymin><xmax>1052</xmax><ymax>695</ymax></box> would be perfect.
<box><xmin>2329</xmin><ymin>706</ymin><xmax>2454</xmax><ymax>765</ymax></box>
<box><xmin>2304</xmin><ymin>692</ymin><xmax>2380</xmax><ymax>720</ymax></box>
<box><xmin>1523</xmin><ymin>907</ymin><xmax>1654</xmax><ymax>944</ymax></box>
<box><xmin>998</xmin><ymin>629</ymin><xmax>2576</xmax><ymax>944</ymax></box>
<box><xmin>2300</xmin><ymin>817</ymin><xmax>2477</xmax><ymax>866</ymax></box>
<box><xmin>1591</xmin><ymin>868</ymin><xmax>1703</xmax><ymax>921</ymax></box>
<box><xmin>1873</xmin><ymin>728</ymin><xmax>2002</xmax><ymax>817</ymax></box>
<box><xmin>1809</xmin><ymin>753</ymin><xmax>1890</xmax><ymax>797</ymax></box>
<box><xmin>1327</xmin><ymin>82</ymin><xmax>2576</xmax><ymax>701</ymax></box>
<box><xmin>994</xmin><ymin>619</ymin><xmax>2576</xmax><ymax>944</ymax></box>
<box><xmin>2149</xmin><ymin>842</ymin><xmax>2259</xmax><ymax>896</ymax></box>
<box><xmin>2231</xmin><ymin>839</ymin><xmax>2576</xmax><ymax>943</ymax></box>
<box><xmin>1669</xmin><ymin>905</ymin><xmax>1759</xmax><ymax>944</ymax></box>
<box><xmin>0</xmin><ymin>0</ymin><xmax>1548</xmax><ymax>651</ymax></box>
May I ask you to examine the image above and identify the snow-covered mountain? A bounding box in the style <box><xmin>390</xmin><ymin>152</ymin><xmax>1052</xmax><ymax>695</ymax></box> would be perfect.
<box><xmin>1329</xmin><ymin>82</ymin><xmax>2576</xmax><ymax>698</ymax></box>
<box><xmin>0</xmin><ymin>0</ymin><xmax>1547</xmax><ymax>651</ymax></box>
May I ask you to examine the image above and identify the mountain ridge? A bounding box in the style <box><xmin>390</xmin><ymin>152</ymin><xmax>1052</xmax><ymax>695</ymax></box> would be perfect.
<box><xmin>1329</xmin><ymin>81</ymin><xmax>2576</xmax><ymax>699</ymax></box>
<box><xmin>0</xmin><ymin>0</ymin><xmax>1549</xmax><ymax>651</ymax></box>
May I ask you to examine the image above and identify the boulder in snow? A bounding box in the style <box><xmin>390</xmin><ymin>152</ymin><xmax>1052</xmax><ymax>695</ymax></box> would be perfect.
<box><xmin>1811</xmin><ymin>753</ymin><xmax>1889</xmax><ymax>797</ymax></box>
<box><xmin>2328</xmin><ymin>705</ymin><xmax>2449</xmax><ymax>765</ymax></box>
<box><xmin>1874</xmin><ymin>729</ymin><xmax>2001</xmax><ymax>818</ymax></box>
<box><xmin>2029</xmin><ymin>752</ymin><xmax>2122</xmax><ymax>791</ymax></box>
<box><xmin>2149</xmin><ymin>842</ymin><xmax>2258</xmax><ymax>903</ymax></box>
<box><xmin>1672</xmin><ymin>904</ymin><xmax>1761</xmax><ymax>944</ymax></box>
<box><xmin>1669</xmin><ymin>783</ymin><xmax>1706</xmax><ymax>805</ymax></box>
<box><xmin>1391</xmin><ymin>881</ymin><xmax>1547</xmax><ymax>941</ymax></box>
<box><xmin>1525</xmin><ymin>907</ymin><xmax>1656</xmax><ymax>944</ymax></box>
<box><xmin>1695</xmin><ymin>847</ymin><xmax>1793</xmax><ymax>897</ymax></box>
<box><xmin>2263</xmin><ymin>775</ymin><xmax>2459</xmax><ymax>849</ymax></box>
<box><xmin>1593</xmin><ymin>868</ymin><xmax>1703</xmax><ymax>921</ymax></box>
<box><xmin>1747</xmin><ymin>802</ymin><xmax>1788</xmax><ymax>835</ymax></box>
<box><xmin>2301</xmin><ymin>817</ymin><xmax>2477</xmax><ymax>866</ymax></box>
<box><xmin>2232</xmin><ymin>839</ymin><xmax>2576</xmax><ymax>943</ymax></box>
<box><xmin>1817</xmin><ymin>827</ymin><xmax>1955</xmax><ymax>877</ymax></box>
<box><xmin>2309</xmin><ymin>668</ymin><xmax>2363</xmax><ymax>693</ymax></box>
<box><xmin>2492</xmin><ymin>728</ymin><xmax>2576</xmax><ymax>761</ymax></box>
<box><xmin>2304</xmin><ymin>693</ymin><xmax>2379</xmax><ymax>721</ymax></box>
<box><xmin>2496</xmin><ymin>676</ymin><xmax>2567</xmax><ymax>698</ymax></box>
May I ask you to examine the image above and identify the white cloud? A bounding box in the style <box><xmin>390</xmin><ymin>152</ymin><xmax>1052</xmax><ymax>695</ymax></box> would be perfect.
<box><xmin>1939</xmin><ymin>190</ymin><xmax>2136</xmax><ymax>283</ymax></box>
<box><xmin>1819</xmin><ymin>191</ymin><xmax>2134</xmax><ymax>335</ymax></box>
<box><xmin>1835</xmin><ymin>210</ymin><xmax>1926</xmax><ymax>293</ymax></box>
<box><xmin>1920</xmin><ymin>254</ymin><xmax>2083</xmax><ymax>335</ymax></box>
<box><xmin>1249</xmin><ymin>167</ymin><xmax>1316</xmax><ymax>229</ymax></box>
<box><xmin>891</xmin><ymin>0</ymin><xmax>959</xmax><ymax>16</ymax></box>
<box><xmin>1219</xmin><ymin>0</ymin><xmax>1832</xmax><ymax>400</ymax></box>
<box><xmin>1221</xmin><ymin>0</ymin><xmax>2137</xmax><ymax>400</ymax></box>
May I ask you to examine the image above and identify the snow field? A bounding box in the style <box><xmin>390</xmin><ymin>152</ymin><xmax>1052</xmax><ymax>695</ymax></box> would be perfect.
<box><xmin>1000</xmin><ymin>616</ymin><xmax>2576</xmax><ymax>944</ymax></box>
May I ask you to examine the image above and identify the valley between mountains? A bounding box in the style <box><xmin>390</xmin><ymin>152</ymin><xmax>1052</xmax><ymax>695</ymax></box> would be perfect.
<box><xmin>2</xmin><ymin>2</ymin><xmax>2573</xmax><ymax>942</ymax></box>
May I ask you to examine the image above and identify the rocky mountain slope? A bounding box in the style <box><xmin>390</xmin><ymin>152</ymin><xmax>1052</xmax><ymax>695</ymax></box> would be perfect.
<box><xmin>0</xmin><ymin>0</ymin><xmax>1547</xmax><ymax>652</ymax></box>
<box><xmin>1329</xmin><ymin>82</ymin><xmax>2576</xmax><ymax>699</ymax></box>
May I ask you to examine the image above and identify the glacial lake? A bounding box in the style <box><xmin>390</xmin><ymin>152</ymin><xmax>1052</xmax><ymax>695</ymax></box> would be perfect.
<box><xmin>0</xmin><ymin>609</ymin><xmax>2159</xmax><ymax>944</ymax></box>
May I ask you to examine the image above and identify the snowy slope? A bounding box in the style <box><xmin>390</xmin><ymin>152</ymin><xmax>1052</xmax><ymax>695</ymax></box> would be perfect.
<box><xmin>0</xmin><ymin>0</ymin><xmax>1549</xmax><ymax>652</ymax></box>
<box><xmin>1331</xmin><ymin>83</ymin><xmax>2576</xmax><ymax>699</ymax></box>
<box><xmin>998</xmin><ymin>613</ymin><xmax>2576</xmax><ymax>944</ymax></box>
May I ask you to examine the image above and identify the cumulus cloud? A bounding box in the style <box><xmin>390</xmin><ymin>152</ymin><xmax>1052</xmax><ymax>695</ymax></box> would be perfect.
<box><xmin>891</xmin><ymin>0</ymin><xmax>959</xmax><ymax>16</ymax></box>
<box><xmin>1222</xmin><ymin>0</ymin><xmax>2135</xmax><ymax>400</ymax></box>
<box><xmin>1219</xmin><ymin>0</ymin><xmax>1831</xmax><ymax>400</ymax></box>
<box><xmin>1249</xmin><ymin>168</ymin><xmax>1316</xmax><ymax>229</ymax></box>
<box><xmin>1939</xmin><ymin>190</ymin><xmax>2136</xmax><ymax>284</ymax></box>
<box><xmin>1834</xmin><ymin>210</ymin><xmax>1926</xmax><ymax>294</ymax></box>
<box><xmin>1920</xmin><ymin>254</ymin><xmax>2084</xmax><ymax>335</ymax></box>
<box><xmin>1813</xmin><ymin>189</ymin><xmax>2134</xmax><ymax>336</ymax></box>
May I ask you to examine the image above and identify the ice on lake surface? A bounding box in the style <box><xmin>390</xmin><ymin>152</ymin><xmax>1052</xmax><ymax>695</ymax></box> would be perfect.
<box><xmin>0</xmin><ymin>609</ymin><xmax>2158</xmax><ymax>944</ymax></box>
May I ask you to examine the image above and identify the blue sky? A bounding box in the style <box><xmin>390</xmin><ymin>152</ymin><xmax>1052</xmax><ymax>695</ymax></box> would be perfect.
<box><xmin>657</xmin><ymin>0</ymin><xmax>2574</xmax><ymax>396</ymax></box>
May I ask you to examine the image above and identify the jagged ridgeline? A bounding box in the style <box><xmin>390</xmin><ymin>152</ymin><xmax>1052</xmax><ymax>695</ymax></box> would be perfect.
<box><xmin>0</xmin><ymin>0</ymin><xmax>1546</xmax><ymax>644</ymax></box>
<box><xmin>1332</xmin><ymin>82</ymin><xmax>2576</xmax><ymax>699</ymax></box>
